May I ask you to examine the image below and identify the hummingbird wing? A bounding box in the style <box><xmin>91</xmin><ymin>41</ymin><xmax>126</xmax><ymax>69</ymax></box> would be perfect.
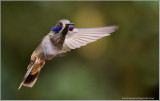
<box><xmin>61</xmin><ymin>26</ymin><xmax>118</xmax><ymax>53</ymax></box>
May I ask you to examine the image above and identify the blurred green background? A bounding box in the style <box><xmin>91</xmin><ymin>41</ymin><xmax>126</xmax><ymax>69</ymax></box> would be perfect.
<box><xmin>1</xmin><ymin>1</ymin><xmax>159</xmax><ymax>100</ymax></box>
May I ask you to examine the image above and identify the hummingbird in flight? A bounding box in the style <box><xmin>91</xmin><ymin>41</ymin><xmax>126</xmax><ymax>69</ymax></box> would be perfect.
<box><xmin>18</xmin><ymin>19</ymin><xmax>118</xmax><ymax>90</ymax></box>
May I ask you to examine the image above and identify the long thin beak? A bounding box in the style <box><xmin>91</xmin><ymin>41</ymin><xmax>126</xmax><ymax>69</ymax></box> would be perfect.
<box><xmin>66</xmin><ymin>23</ymin><xmax>75</xmax><ymax>25</ymax></box>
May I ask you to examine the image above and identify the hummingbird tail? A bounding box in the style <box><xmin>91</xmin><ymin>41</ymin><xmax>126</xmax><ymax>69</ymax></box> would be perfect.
<box><xmin>18</xmin><ymin>72</ymin><xmax>40</xmax><ymax>90</ymax></box>
<box><xmin>18</xmin><ymin>59</ymin><xmax>45</xmax><ymax>90</ymax></box>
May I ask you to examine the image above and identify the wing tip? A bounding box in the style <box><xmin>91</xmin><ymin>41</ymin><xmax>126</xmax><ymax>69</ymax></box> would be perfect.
<box><xmin>113</xmin><ymin>25</ymin><xmax>120</xmax><ymax>30</ymax></box>
<box><xmin>106</xmin><ymin>25</ymin><xmax>119</xmax><ymax>34</ymax></box>
<box><xmin>108</xmin><ymin>25</ymin><xmax>119</xmax><ymax>30</ymax></box>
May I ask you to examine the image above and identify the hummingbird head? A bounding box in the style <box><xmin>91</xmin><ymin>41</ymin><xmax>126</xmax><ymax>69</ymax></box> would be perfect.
<box><xmin>50</xmin><ymin>19</ymin><xmax>74</xmax><ymax>49</ymax></box>
<box><xmin>51</xmin><ymin>19</ymin><xmax>74</xmax><ymax>34</ymax></box>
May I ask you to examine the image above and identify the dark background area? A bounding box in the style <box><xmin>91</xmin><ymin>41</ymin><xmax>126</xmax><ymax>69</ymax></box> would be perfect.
<box><xmin>1</xmin><ymin>1</ymin><xmax>159</xmax><ymax>100</ymax></box>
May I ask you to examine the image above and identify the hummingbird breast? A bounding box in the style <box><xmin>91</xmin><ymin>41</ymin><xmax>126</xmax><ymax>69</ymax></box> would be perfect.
<box><xmin>38</xmin><ymin>34</ymin><xmax>62</xmax><ymax>60</ymax></box>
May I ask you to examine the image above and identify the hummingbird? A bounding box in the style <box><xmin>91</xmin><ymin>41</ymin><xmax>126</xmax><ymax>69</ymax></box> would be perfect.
<box><xmin>18</xmin><ymin>19</ymin><xmax>118</xmax><ymax>90</ymax></box>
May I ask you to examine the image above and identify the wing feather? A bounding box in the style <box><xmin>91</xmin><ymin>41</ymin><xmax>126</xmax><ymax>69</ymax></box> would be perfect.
<box><xmin>61</xmin><ymin>26</ymin><xmax>118</xmax><ymax>53</ymax></box>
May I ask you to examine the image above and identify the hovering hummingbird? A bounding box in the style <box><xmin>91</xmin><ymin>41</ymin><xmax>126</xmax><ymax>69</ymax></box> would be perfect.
<box><xmin>18</xmin><ymin>19</ymin><xmax>118</xmax><ymax>90</ymax></box>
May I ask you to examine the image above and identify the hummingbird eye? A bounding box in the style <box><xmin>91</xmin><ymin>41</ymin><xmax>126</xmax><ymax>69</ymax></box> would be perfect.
<box><xmin>59</xmin><ymin>23</ymin><xmax>63</xmax><ymax>26</ymax></box>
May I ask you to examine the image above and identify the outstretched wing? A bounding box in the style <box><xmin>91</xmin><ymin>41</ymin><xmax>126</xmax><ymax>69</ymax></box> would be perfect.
<box><xmin>60</xmin><ymin>26</ymin><xmax>118</xmax><ymax>53</ymax></box>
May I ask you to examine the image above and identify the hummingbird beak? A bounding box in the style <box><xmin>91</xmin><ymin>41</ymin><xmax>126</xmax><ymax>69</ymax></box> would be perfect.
<box><xmin>66</xmin><ymin>23</ymin><xmax>75</xmax><ymax>25</ymax></box>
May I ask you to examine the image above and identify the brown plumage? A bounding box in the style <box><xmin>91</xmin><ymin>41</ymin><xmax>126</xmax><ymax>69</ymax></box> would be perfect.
<box><xmin>18</xmin><ymin>21</ymin><xmax>68</xmax><ymax>90</ymax></box>
<box><xmin>18</xmin><ymin>53</ymin><xmax>46</xmax><ymax>89</ymax></box>
<box><xmin>18</xmin><ymin>19</ymin><xmax>118</xmax><ymax>90</ymax></box>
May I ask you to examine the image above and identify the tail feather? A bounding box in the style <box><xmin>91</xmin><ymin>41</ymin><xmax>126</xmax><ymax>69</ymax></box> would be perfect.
<box><xmin>18</xmin><ymin>59</ymin><xmax>45</xmax><ymax>90</ymax></box>
<box><xmin>23</xmin><ymin>72</ymin><xmax>39</xmax><ymax>87</ymax></box>
<box><xmin>24</xmin><ymin>72</ymin><xmax>39</xmax><ymax>84</ymax></box>
<box><xmin>18</xmin><ymin>72</ymin><xmax>39</xmax><ymax>90</ymax></box>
